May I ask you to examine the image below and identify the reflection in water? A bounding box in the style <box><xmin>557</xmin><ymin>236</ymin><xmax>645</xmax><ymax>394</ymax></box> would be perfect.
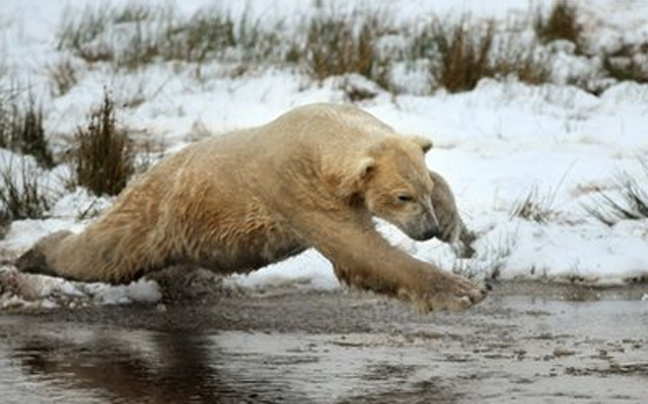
<box><xmin>2</xmin><ymin>319</ymin><xmax>302</xmax><ymax>404</ymax></box>
<box><xmin>15</xmin><ymin>335</ymin><xmax>218</xmax><ymax>403</ymax></box>
<box><xmin>0</xmin><ymin>317</ymin><xmax>456</xmax><ymax>404</ymax></box>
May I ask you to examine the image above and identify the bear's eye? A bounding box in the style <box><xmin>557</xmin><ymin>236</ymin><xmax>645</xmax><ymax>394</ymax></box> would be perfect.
<box><xmin>397</xmin><ymin>194</ymin><xmax>415</xmax><ymax>203</ymax></box>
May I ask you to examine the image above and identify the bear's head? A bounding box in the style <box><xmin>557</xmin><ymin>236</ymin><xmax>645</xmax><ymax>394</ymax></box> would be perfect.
<box><xmin>357</xmin><ymin>136</ymin><xmax>440</xmax><ymax>241</ymax></box>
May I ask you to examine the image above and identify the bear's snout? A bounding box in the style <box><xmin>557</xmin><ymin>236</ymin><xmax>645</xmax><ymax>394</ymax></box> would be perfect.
<box><xmin>420</xmin><ymin>226</ymin><xmax>440</xmax><ymax>241</ymax></box>
<box><xmin>410</xmin><ymin>224</ymin><xmax>440</xmax><ymax>241</ymax></box>
<box><xmin>408</xmin><ymin>206</ymin><xmax>440</xmax><ymax>241</ymax></box>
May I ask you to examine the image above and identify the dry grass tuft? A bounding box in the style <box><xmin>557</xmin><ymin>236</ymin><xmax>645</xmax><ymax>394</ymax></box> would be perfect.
<box><xmin>583</xmin><ymin>168</ymin><xmax>648</xmax><ymax>226</ymax></box>
<box><xmin>0</xmin><ymin>94</ymin><xmax>54</xmax><ymax>169</ymax></box>
<box><xmin>602</xmin><ymin>44</ymin><xmax>648</xmax><ymax>84</ymax></box>
<box><xmin>0</xmin><ymin>158</ymin><xmax>52</xmax><ymax>220</ymax></box>
<box><xmin>73</xmin><ymin>91</ymin><xmax>135</xmax><ymax>196</ymax></box>
<box><xmin>305</xmin><ymin>12</ymin><xmax>380</xmax><ymax>82</ymax></box>
<box><xmin>534</xmin><ymin>0</ymin><xmax>583</xmax><ymax>46</ymax></box>
<box><xmin>510</xmin><ymin>184</ymin><xmax>559</xmax><ymax>223</ymax></box>
<box><xmin>430</xmin><ymin>17</ymin><xmax>495</xmax><ymax>93</ymax></box>
<box><xmin>412</xmin><ymin>16</ymin><xmax>552</xmax><ymax>93</ymax></box>
<box><xmin>48</xmin><ymin>58</ymin><xmax>79</xmax><ymax>96</ymax></box>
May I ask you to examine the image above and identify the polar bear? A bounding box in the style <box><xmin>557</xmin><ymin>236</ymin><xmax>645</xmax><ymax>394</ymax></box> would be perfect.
<box><xmin>18</xmin><ymin>103</ymin><xmax>487</xmax><ymax>311</ymax></box>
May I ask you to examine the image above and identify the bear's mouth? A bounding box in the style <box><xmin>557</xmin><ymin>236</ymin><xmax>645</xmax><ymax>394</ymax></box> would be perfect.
<box><xmin>409</xmin><ymin>227</ymin><xmax>439</xmax><ymax>241</ymax></box>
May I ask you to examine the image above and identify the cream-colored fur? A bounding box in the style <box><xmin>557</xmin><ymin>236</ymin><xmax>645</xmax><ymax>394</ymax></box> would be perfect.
<box><xmin>18</xmin><ymin>103</ymin><xmax>486</xmax><ymax>311</ymax></box>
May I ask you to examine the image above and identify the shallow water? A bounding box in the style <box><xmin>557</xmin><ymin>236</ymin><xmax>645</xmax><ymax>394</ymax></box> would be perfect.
<box><xmin>0</xmin><ymin>285</ymin><xmax>647</xmax><ymax>403</ymax></box>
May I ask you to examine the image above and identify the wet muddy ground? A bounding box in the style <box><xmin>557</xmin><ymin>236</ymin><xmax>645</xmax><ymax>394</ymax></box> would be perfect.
<box><xmin>0</xmin><ymin>281</ymin><xmax>647</xmax><ymax>403</ymax></box>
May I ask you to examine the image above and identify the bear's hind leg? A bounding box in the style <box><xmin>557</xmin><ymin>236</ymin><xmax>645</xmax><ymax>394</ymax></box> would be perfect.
<box><xmin>16</xmin><ymin>231</ymin><xmax>73</xmax><ymax>277</ymax></box>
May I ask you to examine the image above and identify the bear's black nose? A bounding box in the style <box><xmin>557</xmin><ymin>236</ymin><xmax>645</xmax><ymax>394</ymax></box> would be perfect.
<box><xmin>411</xmin><ymin>227</ymin><xmax>439</xmax><ymax>241</ymax></box>
<box><xmin>421</xmin><ymin>228</ymin><xmax>439</xmax><ymax>240</ymax></box>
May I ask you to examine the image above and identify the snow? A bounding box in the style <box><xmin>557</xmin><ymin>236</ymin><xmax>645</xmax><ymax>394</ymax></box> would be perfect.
<box><xmin>1</xmin><ymin>0</ymin><xmax>648</xmax><ymax>309</ymax></box>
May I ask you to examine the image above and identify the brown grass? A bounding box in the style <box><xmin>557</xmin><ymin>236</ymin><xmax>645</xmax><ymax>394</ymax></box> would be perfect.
<box><xmin>0</xmin><ymin>158</ymin><xmax>52</xmax><ymax>220</ymax></box>
<box><xmin>73</xmin><ymin>91</ymin><xmax>135</xmax><ymax>196</ymax></box>
<box><xmin>0</xmin><ymin>95</ymin><xmax>54</xmax><ymax>169</ymax></box>
<box><xmin>433</xmin><ymin>18</ymin><xmax>494</xmax><ymax>93</ymax></box>
<box><xmin>534</xmin><ymin>1</ymin><xmax>583</xmax><ymax>48</ymax></box>
<box><xmin>305</xmin><ymin>13</ymin><xmax>379</xmax><ymax>82</ymax></box>
<box><xmin>53</xmin><ymin>0</ymin><xmax>647</xmax><ymax>97</ymax></box>
<box><xmin>412</xmin><ymin>16</ymin><xmax>551</xmax><ymax>93</ymax></box>
<box><xmin>13</xmin><ymin>99</ymin><xmax>54</xmax><ymax>169</ymax></box>
<box><xmin>602</xmin><ymin>44</ymin><xmax>648</xmax><ymax>84</ymax></box>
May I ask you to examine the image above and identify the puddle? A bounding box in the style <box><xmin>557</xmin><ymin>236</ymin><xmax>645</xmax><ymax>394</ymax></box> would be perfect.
<box><xmin>0</xmin><ymin>285</ymin><xmax>647</xmax><ymax>403</ymax></box>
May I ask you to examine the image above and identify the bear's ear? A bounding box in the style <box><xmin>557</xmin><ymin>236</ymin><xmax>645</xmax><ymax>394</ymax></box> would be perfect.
<box><xmin>408</xmin><ymin>136</ymin><xmax>433</xmax><ymax>154</ymax></box>
<box><xmin>337</xmin><ymin>157</ymin><xmax>376</xmax><ymax>198</ymax></box>
<box><xmin>357</xmin><ymin>157</ymin><xmax>376</xmax><ymax>181</ymax></box>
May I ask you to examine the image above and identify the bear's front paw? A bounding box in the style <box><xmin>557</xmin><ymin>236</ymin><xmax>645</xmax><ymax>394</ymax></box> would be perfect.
<box><xmin>404</xmin><ymin>270</ymin><xmax>488</xmax><ymax>313</ymax></box>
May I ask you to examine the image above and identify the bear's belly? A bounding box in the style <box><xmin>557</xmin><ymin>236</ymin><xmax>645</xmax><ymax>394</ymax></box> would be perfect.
<box><xmin>193</xmin><ymin>228</ymin><xmax>308</xmax><ymax>275</ymax></box>
<box><xmin>224</xmin><ymin>241</ymin><xmax>307</xmax><ymax>274</ymax></box>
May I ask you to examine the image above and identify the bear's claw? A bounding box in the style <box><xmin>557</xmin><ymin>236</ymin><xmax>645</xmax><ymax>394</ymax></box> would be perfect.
<box><xmin>411</xmin><ymin>270</ymin><xmax>489</xmax><ymax>313</ymax></box>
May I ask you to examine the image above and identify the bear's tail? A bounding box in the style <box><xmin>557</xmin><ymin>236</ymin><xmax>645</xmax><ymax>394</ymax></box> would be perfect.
<box><xmin>15</xmin><ymin>230</ymin><xmax>75</xmax><ymax>279</ymax></box>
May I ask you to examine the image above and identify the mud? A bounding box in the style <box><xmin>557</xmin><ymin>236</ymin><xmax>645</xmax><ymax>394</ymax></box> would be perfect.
<box><xmin>0</xmin><ymin>281</ymin><xmax>647</xmax><ymax>403</ymax></box>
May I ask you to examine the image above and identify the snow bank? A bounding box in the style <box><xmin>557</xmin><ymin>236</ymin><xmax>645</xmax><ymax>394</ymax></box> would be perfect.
<box><xmin>0</xmin><ymin>266</ymin><xmax>161</xmax><ymax>310</ymax></box>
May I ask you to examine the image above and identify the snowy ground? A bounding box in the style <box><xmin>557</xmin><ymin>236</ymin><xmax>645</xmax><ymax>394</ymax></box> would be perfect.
<box><xmin>1</xmin><ymin>0</ymin><xmax>648</xmax><ymax>309</ymax></box>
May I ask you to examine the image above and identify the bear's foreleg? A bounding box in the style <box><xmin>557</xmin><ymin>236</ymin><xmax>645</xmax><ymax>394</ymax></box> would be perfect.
<box><xmin>286</xmin><ymin>208</ymin><xmax>487</xmax><ymax>312</ymax></box>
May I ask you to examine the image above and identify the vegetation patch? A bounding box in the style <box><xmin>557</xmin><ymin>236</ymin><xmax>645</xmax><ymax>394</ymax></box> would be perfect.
<box><xmin>0</xmin><ymin>94</ymin><xmax>54</xmax><ymax>169</ymax></box>
<box><xmin>56</xmin><ymin>3</ymin><xmax>115</xmax><ymax>63</ymax></box>
<box><xmin>602</xmin><ymin>44</ymin><xmax>648</xmax><ymax>84</ymax></box>
<box><xmin>51</xmin><ymin>1</ymin><xmax>646</xmax><ymax>95</ymax></box>
<box><xmin>305</xmin><ymin>12</ymin><xmax>381</xmax><ymax>82</ymax></box>
<box><xmin>409</xmin><ymin>15</ymin><xmax>553</xmax><ymax>93</ymax></box>
<box><xmin>533</xmin><ymin>0</ymin><xmax>583</xmax><ymax>49</ymax></box>
<box><xmin>0</xmin><ymin>158</ymin><xmax>52</xmax><ymax>220</ymax></box>
<box><xmin>48</xmin><ymin>58</ymin><xmax>79</xmax><ymax>96</ymax></box>
<box><xmin>583</xmin><ymin>168</ymin><xmax>648</xmax><ymax>226</ymax></box>
<box><xmin>510</xmin><ymin>184</ymin><xmax>560</xmax><ymax>223</ymax></box>
<box><xmin>73</xmin><ymin>91</ymin><xmax>135</xmax><ymax>197</ymax></box>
